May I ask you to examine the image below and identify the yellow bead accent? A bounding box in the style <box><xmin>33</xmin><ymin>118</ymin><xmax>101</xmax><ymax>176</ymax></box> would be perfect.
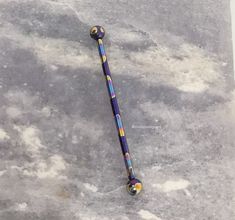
<box><xmin>135</xmin><ymin>183</ymin><xmax>142</xmax><ymax>191</ymax></box>
<box><xmin>102</xmin><ymin>55</ymin><xmax>107</xmax><ymax>63</ymax></box>
<box><xmin>90</xmin><ymin>27</ymin><xmax>97</xmax><ymax>34</ymax></box>
<box><xmin>119</xmin><ymin>128</ymin><xmax>125</xmax><ymax>136</ymax></box>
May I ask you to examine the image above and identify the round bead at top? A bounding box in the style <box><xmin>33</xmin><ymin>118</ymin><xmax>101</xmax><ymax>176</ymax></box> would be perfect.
<box><xmin>90</xmin><ymin>25</ymin><xmax>105</xmax><ymax>40</ymax></box>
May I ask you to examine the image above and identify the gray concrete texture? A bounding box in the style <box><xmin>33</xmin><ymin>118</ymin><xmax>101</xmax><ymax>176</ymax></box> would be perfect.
<box><xmin>0</xmin><ymin>0</ymin><xmax>234</xmax><ymax>219</ymax></box>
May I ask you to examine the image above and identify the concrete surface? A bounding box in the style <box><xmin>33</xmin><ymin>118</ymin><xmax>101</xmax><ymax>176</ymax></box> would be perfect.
<box><xmin>0</xmin><ymin>0</ymin><xmax>234</xmax><ymax>219</ymax></box>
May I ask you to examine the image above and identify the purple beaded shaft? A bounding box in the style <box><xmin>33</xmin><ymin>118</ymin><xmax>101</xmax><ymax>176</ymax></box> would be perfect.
<box><xmin>90</xmin><ymin>26</ymin><xmax>142</xmax><ymax>195</ymax></box>
<box><xmin>97</xmin><ymin>38</ymin><xmax>135</xmax><ymax>180</ymax></box>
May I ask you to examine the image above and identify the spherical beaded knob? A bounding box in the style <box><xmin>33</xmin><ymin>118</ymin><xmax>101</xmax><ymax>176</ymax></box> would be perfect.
<box><xmin>126</xmin><ymin>178</ymin><xmax>143</xmax><ymax>195</ymax></box>
<box><xmin>90</xmin><ymin>25</ymin><xmax>105</xmax><ymax>40</ymax></box>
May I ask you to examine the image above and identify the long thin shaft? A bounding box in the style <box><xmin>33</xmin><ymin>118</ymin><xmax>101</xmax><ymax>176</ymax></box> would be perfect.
<box><xmin>90</xmin><ymin>26</ymin><xmax>142</xmax><ymax>195</ymax></box>
<box><xmin>97</xmin><ymin>38</ymin><xmax>135</xmax><ymax>180</ymax></box>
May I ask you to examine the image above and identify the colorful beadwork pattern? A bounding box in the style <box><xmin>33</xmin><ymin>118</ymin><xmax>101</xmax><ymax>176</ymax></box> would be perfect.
<box><xmin>97</xmin><ymin>33</ymin><xmax>135</xmax><ymax>178</ymax></box>
<box><xmin>106</xmin><ymin>75</ymin><xmax>116</xmax><ymax>98</ymax></box>
<box><xmin>116</xmin><ymin>114</ymin><xmax>125</xmax><ymax>136</ymax></box>
<box><xmin>90</xmin><ymin>26</ymin><xmax>142</xmax><ymax>195</ymax></box>
<box><xmin>125</xmin><ymin>153</ymin><xmax>132</xmax><ymax>167</ymax></box>
<box><xmin>98</xmin><ymin>39</ymin><xmax>107</xmax><ymax>63</ymax></box>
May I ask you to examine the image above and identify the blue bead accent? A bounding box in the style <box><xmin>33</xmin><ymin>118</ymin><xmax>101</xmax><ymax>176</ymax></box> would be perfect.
<box><xmin>99</xmin><ymin>44</ymin><xmax>105</xmax><ymax>56</ymax></box>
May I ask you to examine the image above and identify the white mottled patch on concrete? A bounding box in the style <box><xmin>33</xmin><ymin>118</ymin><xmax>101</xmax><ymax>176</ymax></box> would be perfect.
<box><xmin>49</xmin><ymin>64</ymin><xmax>59</xmax><ymax>71</ymax></box>
<box><xmin>184</xmin><ymin>189</ymin><xmax>192</xmax><ymax>197</ymax></box>
<box><xmin>138</xmin><ymin>209</ymin><xmax>162</xmax><ymax>220</ymax></box>
<box><xmin>153</xmin><ymin>179</ymin><xmax>190</xmax><ymax>193</ymax></box>
<box><xmin>6</xmin><ymin>106</ymin><xmax>22</xmax><ymax>118</ymax></box>
<box><xmin>35</xmin><ymin>41</ymin><xmax>93</xmax><ymax>69</ymax></box>
<box><xmin>11</xmin><ymin>124</ymin><xmax>68</xmax><ymax>179</ymax></box>
<box><xmin>128</xmin><ymin>43</ymin><xmax>222</xmax><ymax>93</ymax></box>
<box><xmin>83</xmin><ymin>183</ymin><xmax>98</xmax><ymax>192</ymax></box>
<box><xmin>17</xmin><ymin>126</ymin><xmax>45</xmax><ymax>155</ymax></box>
<box><xmin>24</xmin><ymin>155</ymin><xmax>67</xmax><ymax>179</ymax></box>
<box><xmin>10</xmin><ymin>165</ymin><xmax>23</xmax><ymax>171</ymax></box>
<box><xmin>50</xmin><ymin>155</ymin><xmax>66</xmax><ymax>172</ymax></box>
<box><xmin>15</xmin><ymin>202</ymin><xmax>28</xmax><ymax>211</ymax></box>
<box><xmin>4</xmin><ymin>89</ymin><xmax>47</xmax><ymax>118</ymax></box>
<box><xmin>0</xmin><ymin>22</ymin><xmax>96</xmax><ymax>69</ymax></box>
<box><xmin>5</xmin><ymin>90</ymin><xmax>38</xmax><ymax>106</ymax></box>
<box><xmin>0</xmin><ymin>128</ymin><xmax>10</xmax><ymax>141</ymax></box>
<box><xmin>41</xmin><ymin>106</ymin><xmax>51</xmax><ymax>117</ymax></box>
<box><xmin>0</xmin><ymin>170</ymin><xmax>7</xmax><ymax>176</ymax></box>
<box><xmin>71</xmin><ymin>135</ymin><xmax>78</xmax><ymax>144</ymax></box>
<box><xmin>113</xmin><ymin>28</ymin><xmax>145</xmax><ymax>42</ymax></box>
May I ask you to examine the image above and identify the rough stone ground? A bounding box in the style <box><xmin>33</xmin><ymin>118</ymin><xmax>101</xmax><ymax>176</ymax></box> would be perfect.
<box><xmin>0</xmin><ymin>0</ymin><xmax>234</xmax><ymax>219</ymax></box>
